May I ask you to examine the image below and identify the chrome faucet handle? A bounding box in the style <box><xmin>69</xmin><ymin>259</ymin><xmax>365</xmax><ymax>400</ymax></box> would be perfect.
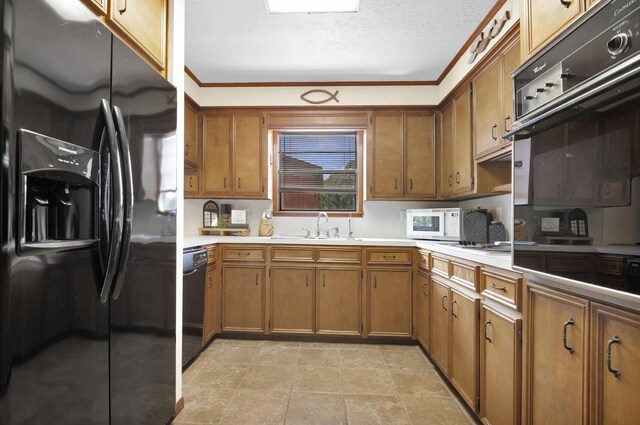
<box><xmin>302</xmin><ymin>227</ymin><xmax>311</xmax><ymax>238</ymax></box>
<box><xmin>332</xmin><ymin>227</ymin><xmax>340</xmax><ymax>238</ymax></box>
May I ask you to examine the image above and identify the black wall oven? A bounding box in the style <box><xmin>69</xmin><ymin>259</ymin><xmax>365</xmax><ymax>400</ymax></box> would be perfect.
<box><xmin>508</xmin><ymin>0</ymin><xmax>640</xmax><ymax>308</ymax></box>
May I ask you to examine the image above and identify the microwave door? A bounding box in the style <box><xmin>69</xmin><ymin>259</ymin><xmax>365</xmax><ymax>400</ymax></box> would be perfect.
<box><xmin>412</xmin><ymin>212</ymin><xmax>445</xmax><ymax>237</ymax></box>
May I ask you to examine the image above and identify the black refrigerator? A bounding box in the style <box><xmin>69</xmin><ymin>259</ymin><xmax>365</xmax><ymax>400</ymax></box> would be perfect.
<box><xmin>0</xmin><ymin>1</ymin><xmax>177</xmax><ymax>424</ymax></box>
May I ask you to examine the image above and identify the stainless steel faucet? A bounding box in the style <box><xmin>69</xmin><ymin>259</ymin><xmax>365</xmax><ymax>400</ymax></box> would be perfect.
<box><xmin>348</xmin><ymin>217</ymin><xmax>354</xmax><ymax>239</ymax></box>
<box><xmin>316</xmin><ymin>212</ymin><xmax>328</xmax><ymax>238</ymax></box>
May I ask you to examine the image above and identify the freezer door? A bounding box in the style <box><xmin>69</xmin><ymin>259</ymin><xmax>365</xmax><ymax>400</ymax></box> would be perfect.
<box><xmin>0</xmin><ymin>1</ymin><xmax>112</xmax><ymax>424</ymax></box>
<box><xmin>109</xmin><ymin>37</ymin><xmax>177</xmax><ymax>425</ymax></box>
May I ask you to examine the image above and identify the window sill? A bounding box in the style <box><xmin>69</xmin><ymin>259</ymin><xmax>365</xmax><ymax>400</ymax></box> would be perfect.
<box><xmin>272</xmin><ymin>211</ymin><xmax>364</xmax><ymax>218</ymax></box>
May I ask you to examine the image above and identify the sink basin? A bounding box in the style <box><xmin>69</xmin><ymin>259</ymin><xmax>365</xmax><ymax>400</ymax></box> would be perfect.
<box><xmin>270</xmin><ymin>235</ymin><xmax>362</xmax><ymax>242</ymax></box>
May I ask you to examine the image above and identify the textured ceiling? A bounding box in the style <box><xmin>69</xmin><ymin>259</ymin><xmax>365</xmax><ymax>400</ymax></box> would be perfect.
<box><xmin>185</xmin><ymin>0</ymin><xmax>496</xmax><ymax>84</ymax></box>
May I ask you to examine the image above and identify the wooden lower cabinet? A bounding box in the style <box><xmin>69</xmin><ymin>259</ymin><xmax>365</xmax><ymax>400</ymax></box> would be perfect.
<box><xmin>524</xmin><ymin>282</ymin><xmax>590</xmax><ymax>425</ymax></box>
<box><xmin>368</xmin><ymin>269</ymin><xmax>412</xmax><ymax>337</ymax></box>
<box><xmin>590</xmin><ymin>303</ymin><xmax>640</xmax><ymax>424</ymax></box>
<box><xmin>202</xmin><ymin>265</ymin><xmax>218</xmax><ymax>343</ymax></box>
<box><xmin>480</xmin><ymin>302</ymin><xmax>522</xmax><ymax>425</ymax></box>
<box><xmin>430</xmin><ymin>276</ymin><xmax>451</xmax><ymax>374</ymax></box>
<box><xmin>449</xmin><ymin>286</ymin><xmax>481</xmax><ymax>412</ymax></box>
<box><xmin>316</xmin><ymin>268</ymin><xmax>361</xmax><ymax>336</ymax></box>
<box><xmin>270</xmin><ymin>266</ymin><xmax>314</xmax><ymax>334</ymax></box>
<box><xmin>416</xmin><ymin>270</ymin><xmax>430</xmax><ymax>350</ymax></box>
<box><xmin>222</xmin><ymin>265</ymin><xmax>265</xmax><ymax>332</ymax></box>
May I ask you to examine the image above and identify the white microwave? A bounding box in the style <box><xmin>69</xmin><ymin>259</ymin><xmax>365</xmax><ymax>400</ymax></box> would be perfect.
<box><xmin>406</xmin><ymin>208</ymin><xmax>463</xmax><ymax>241</ymax></box>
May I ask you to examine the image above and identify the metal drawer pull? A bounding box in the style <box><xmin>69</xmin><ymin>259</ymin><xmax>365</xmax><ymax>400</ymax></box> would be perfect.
<box><xmin>323</xmin><ymin>275</ymin><xmax>326</xmax><ymax>287</ymax></box>
<box><xmin>504</xmin><ymin>116</ymin><xmax>511</xmax><ymax>132</ymax></box>
<box><xmin>374</xmin><ymin>277</ymin><xmax>377</xmax><ymax>288</ymax></box>
<box><xmin>238</xmin><ymin>177</ymin><xmax>241</xmax><ymax>188</ymax></box>
<box><xmin>441</xmin><ymin>295</ymin><xmax>448</xmax><ymax>311</ymax></box>
<box><xmin>607</xmin><ymin>335</ymin><xmax>621</xmax><ymax>378</ymax></box>
<box><xmin>224</xmin><ymin>177</ymin><xmax>227</xmax><ymax>188</ymax></box>
<box><xmin>394</xmin><ymin>178</ymin><xmax>398</xmax><ymax>190</ymax></box>
<box><xmin>423</xmin><ymin>283</ymin><xmax>428</xmax><ymax>296</ymax></box>
<box><xmin>562</xmin><ymin>318</ymin><xmax>575</xmax><ymax>353</ymax></box>
<box><xmin>448</xmin><ymin>175</ymin><xmax>453</xmax><ymax>187</ymax></box>
<box><xmin>237</xmin><ymin>252</ymin><xmax>251</xmax><ymax>256</ymax></box>
<box><xmin>490</xmin><ymin>283</ymin><xmax>507</xmax><ymax>292</ymax></box>
<box><xmin>560</xmin><ymin>0</ymin><xmax>571</xmax><ymax>8</ymax></box>
<box><xmin>306</xmin><ymin>275</ymin><xmax>309</xmax><ymax>287</ymax></box>
<box><xmin>409</xmin><ymin>178</ymin><xmax>413</xmax><ymax>190</ymax></box>
<box><xmin>451</xmin><ymin>300</ymin><xmax>458</xmax><ymax>318</ymax></box>
<box><xmin>255</xmin><ymin>273</ymin><xmax>259</xmax><ymax>285</ymax></box>
<box><xmin>491</xmin><ymin>124</ymin><xmax>498</xmax><ymax>140</ymax></box>
<box><xmin>456</xmin><ymin>172</ymin><xmax>460</xmax><ymax>183</ymax></box>
<box><xmin>484</xmin><ymin>320</ymin><xmax>492</xmax><ymax>343</ymax></box>
<box><xmin>118</xmin><ymin>0</ymin><xmax>127</xmax><ymax>13</ymax></box>
<box><xmin>383</xmin><ymin>255</ymin><xmax>396</xmax><ymax>260</ymax></box>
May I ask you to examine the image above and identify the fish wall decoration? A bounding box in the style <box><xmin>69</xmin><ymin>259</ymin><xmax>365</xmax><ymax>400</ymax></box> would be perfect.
<box><xmin>300</xmin><ymin>89</ymin><xmax>339</xmax><ymax>104</ymax></box>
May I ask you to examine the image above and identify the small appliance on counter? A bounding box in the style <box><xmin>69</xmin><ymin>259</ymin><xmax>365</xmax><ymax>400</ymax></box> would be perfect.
<box><xmin>406</xmin><ymin>208</ymin><xmax>463</xmax><ymax>241</ymax></box>
<box><xmin>463</xmin><ymin>208</ymin><xmax>493</xmax><ymax>244</ymax></box>
<box><xmin>259</xmin><ymin>212</ymin><xmax>274</xmax><ymax>236</ymax></box>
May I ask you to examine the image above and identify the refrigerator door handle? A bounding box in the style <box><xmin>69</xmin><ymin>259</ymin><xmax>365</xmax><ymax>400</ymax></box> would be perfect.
<box><xmin>111</xmin><ymin>105</ymin><xmax>134</xmax><ymax>300</ymax></box>
<box><xmin>99</xmin><ymin>99</ymin><xmax>124</xmax><ymax>304</ymax></box>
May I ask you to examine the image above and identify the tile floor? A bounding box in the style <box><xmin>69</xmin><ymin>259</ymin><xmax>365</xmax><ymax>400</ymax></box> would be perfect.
<box><xmin>175</xmin><ymin>338</ymin><xmax>477</xmax><ymax>425</ymax></box>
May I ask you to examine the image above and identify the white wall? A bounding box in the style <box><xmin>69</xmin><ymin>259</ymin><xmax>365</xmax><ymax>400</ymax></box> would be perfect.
<box><xmin>168</xmin><ymin>0</ymin><xmax>186</xmax><ymax>406</ymax></box>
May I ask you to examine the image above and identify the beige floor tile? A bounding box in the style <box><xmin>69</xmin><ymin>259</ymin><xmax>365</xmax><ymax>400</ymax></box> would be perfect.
<box><xmin>221</xmin><ymin>339</ymin><xmax>266</xmax><ymax>347</ymax></box>
<box><xmin>339</xmin><ymin>349</ymin><xmax>386</xmax><ymax>369</ymax></box>
<box><xmin>296</xmin><ymin>348</ymin><xmax>342</xmax><ymax>367</ymax></box>
<box><xmin>390</xmin><ymin>369</ymin><xmax>451</xmax><ymax>397</ymax></box>
<box><xmin>205</xmin><ymin>346</ymin><xmax>261</xmax><ymax>364</ymax></box>
<box><xmin>176</xmin><ymin>386</ymin><xmax>235</xmax><ymax>424</ymax></box>
<box><xmin>285</xmin><ymin>392</ymin><xmax>347</xmax><ymax>425</ymax></box>
<box><xmin>262</xmin><ymin>340</ymin><xmax>301</xmax><ymax>348</ymax></box>
<box><xmin>190</xmin><ymin>363</ymin><xmax>247</xmax><ymax>390</ymax></box>
<box><xmin>336</xmin><ymin>342</ymin><xmax>381</xmax><ymax>350</ymax></box>
<box><xmin>341</xmin><ymin>368</ymin><xmax>396</xmax><ymax>395</ymax></box>
<box><xmin>292</xmin><ymin>366</ymin><xmax>343</xmax><ymax>393</ymax></box>
<box><xmin>299</xmin><ymin>341</ymin><xmax>342</xmax><ymax>349</ymax></box>
<box><xmin>400</xmin><ymin>394</ymin><xmax>475</xmax><ymax>424</ymax></box>
<box><xmin>182</xmin><ymin>361</ymin><xmax>205</xmax><ymax>387</ymax></box>
<box><xmin>250</xmin><ymin>346</ymin><xmax>300</xmax><ymax>366</ymax></box>
<box><xmin>381</xmin><ymin>350</ymin><xmax>431</xmax><ymax>370</ymax></box>
<box><xmin>377</xmin><ymin>344</ymin><xmax>421</xmax><ymax>353</ymax></box>
<box><xmin>344</xmin><ymin>394</ymin><xmax>411</xmax><ymax>425</ymax></box>
<box><xmin>221</xmin><ymin>390</ymin><xmax>289</xmax><ymax>425</ymax></box>
<box><xmin>238</xmin><ymin>365</ymin><xmax>296</xmax><ymax>391</ymax></box>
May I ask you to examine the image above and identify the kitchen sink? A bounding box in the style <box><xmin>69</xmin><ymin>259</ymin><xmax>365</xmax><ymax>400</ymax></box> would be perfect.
<box><xmin>270</xmin><ymin>234</ymin><xmax>309</xmax><ymax>239</ymax></box>
<box><xmin>270</xmin><ymin>235</ymin><xmax>362</xmax><ymax>242</ymax></box>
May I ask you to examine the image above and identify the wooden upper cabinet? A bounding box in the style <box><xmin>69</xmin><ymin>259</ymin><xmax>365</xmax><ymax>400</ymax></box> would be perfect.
<box><xmin>184</xmin><ymin>100</ymin><xmax>199</xmax><ymax>169</ymax></box>
<box><xmin>522</xmin><ymin>0</ymin><xmax>584</xmax><ymax>59</ymax></box>
<box><xmin>502</xmin><ymin>38</ymin><xmax>521</xmax><ymax>137</ymax></box>
<box><xmin>316</xmin><ymin>268</ymin><xmax>361</xmax><ymax>336</ymax></box>
<box><xmin>369</xmin><ymin>113</ymin><xmax>404</xmax><ymax>198</ymax></box>
<box><xmin>405</xmin><ymin>112</ymin><xmax>436</xmax><ymax>198</ymax></box>
<box><xmin>368</xmin><ymin>269</ymin><xmax>412</xmax><ymax>337</ymax></box>
<box><xmin>270</xmin><ymin>267</ymin><xmax>314</xmax><ymax>334</ymax></box>
<box><xmin>473</xmin><ymin>56</ymin><xmax>502</xmax><ymax>159</ymax></box>
<box><xmin>109</xmin><ymin>0</ymin><xmax>167</xmax><ymax>71</ymax></box>
<box><xmin>453</xmin><ymin>88</ymin><xmax>474</xmax><ymax>195</ymax></box>
<box><xmin>590</xmin><ymin>303</ymin><xmax>640</xmax><ymax>425</ymax></box>
<box><xmin>202</xmin><ymin>113</ymin><xmax>232</xmax><ymax>196</ymax></box>
<box><xmin>524</xmin><ymin>283</ymin><xmax>589</xmax><ymax>425</ymax></box>
<box><xmin>184</xmin><ymin>170</ymin><xmax>199</xmax><ymax>197</ymax></box>
<box><xmin>233</xmin><ymin>113</ymin><xmax>265</xmax><ymax>197</ymax></box>
<box><xmin>440</xmin><ymin>103</ymin><xmax>455</xmax><ymax>197</ymax></box>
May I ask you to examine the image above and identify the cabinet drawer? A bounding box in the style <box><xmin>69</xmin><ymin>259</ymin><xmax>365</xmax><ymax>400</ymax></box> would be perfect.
<box><xmin>317</xmin><ymin>247</ymin><xmax>362</xmax><ymax>263</ymax></box>
<box><xmin>367</xmin><ymin>249</ymin><xmax>412</xmax><ymax>265</ymax></box>
<box><xmin>597</xmin><ymin>255</ymin><xmax>625</xmax><ymax>276</ymax></box>
<box><xmin>481</xmin><ymin>269</ymin><xmax>521</xmax><ymax>310</ymax></box>
<box><xmin>451</xmin><ymin>260</ymin><xmax>479</xmax><ymax>291</ymax></box>
<box><xmin>223</xmin><ymin>246</ymin><xmax>265</xmax><ymax>262</ymax></box>
<box><xmin>271</xmin><ymin>246</ymin><xmax>315</xmax><ymax>262</ymax></box>
<box><xmin>207</xmin><ymin>246</ymin><xmax>216</xmax><ymax>264</ymax></box>
<box><xmin>546</xmin><ymin>253</ymin><xmax>593</xmax><ymax>273</ymax></box>
<box><xmin>431</xmin><ymin>254</ymin><xmax>450</xmax><ymax>277</ymax></box>
<box><xmin>417</xmin><ymin>250</ymin><xmax>430</xmax><ymax>270</ymax></box>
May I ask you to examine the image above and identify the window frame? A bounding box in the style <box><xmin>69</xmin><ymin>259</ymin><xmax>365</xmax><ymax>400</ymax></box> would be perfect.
<box><xmin>271</xmin><ymin>129</ymin><xmax>364</xmax><ymax>217</ymax></box>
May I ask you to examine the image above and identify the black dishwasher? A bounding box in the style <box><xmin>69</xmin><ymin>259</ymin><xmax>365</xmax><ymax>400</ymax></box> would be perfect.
<box><xmin>182</xmin><ymin>248</ymin><xmax>208</xmax><ymax>367</ymax></box>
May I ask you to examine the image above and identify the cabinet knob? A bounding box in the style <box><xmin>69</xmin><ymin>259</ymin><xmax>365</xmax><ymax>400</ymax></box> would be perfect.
<box><xmin>562</xmin><ymin>318</ymin><xmax>575</xmax><ymax>353</ymax></box>
<box><xmin>607</xmin><ymin>335</ymin><xmax>622</xmax><ymax>378</ymax></box>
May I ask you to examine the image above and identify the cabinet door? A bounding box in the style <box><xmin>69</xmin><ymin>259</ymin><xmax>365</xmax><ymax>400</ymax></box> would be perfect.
<box><xmin>430</xmin><ymin>277</ymin><xmax>451</xmax><ymax>375</ymax></box>
<box><xmin>316</xmin><ymin>268</ymin><xmax>361</xmax><ymax>336</ymax></box>
<box><xmin>440</xmin><ymin>104</ymin><xmax>455</xmax><ymax>197</ymax></box>
<box><xmin>454</xmin><ymin>88</ymin><xmax>474</xmax><ymax>194</ymax></box>
<box><xmin>525</xmin><ymin>0</ymin><xmax>582</xmax><ymax>57</ymax></box>
<box><xmin>405</xmin><ymin>113</ymin><xmax>436</xmax><ymax>198</ymax></box>
<box><xmin>450</xmin><ymin>288</ymin><xmax>480</xmax><ymax>412</ymax></box>
<box><xmin>566</xmin><ymin>119</ymin><xmax>599</xmax><ymax>204</ymax></box>
<box><xmin>203</xmin><ymin>266</ymin><xmax>216</xmax><ymax>344</ymax></box>
<box><xmin>524</xmin><ymin>283</ymin><xmax>589</xmax><ymax>425</ymax></box>
<box><xmin>184</xmin><ymin>171</ymin><xmax>199</xmax><ymax>198</ymax></box>
<box><xmin>532</xmin><ymin>124</ymin><xmax>566</xmax><ymax>204</ymax></box>
<box><xmin>590</xmin><ymin>303</ymin><xmax>640</xmax><ymax>425</ymax></box>
<box><xmin>233</xmin><ymin>113</ymin><xmax>265</xmax><ymax>197</ymax></box>
<box><xmin>222</xmin><ymin>265</ymin><xmax>264</xmax><ymax>332</ymax></box>
<box><xmin>416</xmin><ymin>270</ymin><xmax>430</xmax><ymax>351</ymax></box>
<box><xmin>473</xmin><ymin>56</ymin><xmax>503</xmax><ymax>159</ymax></box>
<box><xmin>501</xmin><ymin>39</ymin><xmax>520</xmax><ymax>142</ymax></box>
<box><xmin>480</xmin><ymin>303</ymin><xmax>522</xmax><ymax>425</ymax></box>
<box><xmin>184</xmin><ymin>101</ymin><xmax>199</xmax><ymax>169</ymax></box>
<box><xmin>370</xmin><ymin>113</ymin><xmax>404</xmax><ymax>198</ymax></box>
<box><xmin>109</xmin><ymin>0</ymin><xmax>167</xmax><ymax>70</ymax></box>
<box><xmin>82</xmin><ymin>0</ymin><xmax>107</xmax><ymax>15</ymax></box>
<box><xmin>202</xmin><ymin>114</ymin><xmax>232</xmax><ymax>196</ymax></box>
<box><xmin>270</xmin><ymin>267</ymin><xmax>314</xmax><ymax>334</ymax></box>
<box><xmin>368</xmin><ymin>269</ymin><xmax>412</xmax><ymax>337</ymax></box>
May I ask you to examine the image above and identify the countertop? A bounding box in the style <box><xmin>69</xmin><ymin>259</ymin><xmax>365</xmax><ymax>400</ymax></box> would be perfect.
<box><xmin>515</xmin><ymin>244</ymin><xmax>640</xmax><ymax>256</ymax></box>
<box><xmin>182</xmin><ymin>235</ymin><xmax>513</xmax><ymax>270</ymax></box>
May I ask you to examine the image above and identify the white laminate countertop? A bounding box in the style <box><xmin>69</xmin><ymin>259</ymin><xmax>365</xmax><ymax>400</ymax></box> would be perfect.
<box><xmin>515</xmin><ymin>244</ymin><xmax>640</xmax><ymax>256</ymax></box>
<box><xmin>182</xmin><ymin>235</ymin><xmax>513</xmax><ymax>270</ymax></box>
